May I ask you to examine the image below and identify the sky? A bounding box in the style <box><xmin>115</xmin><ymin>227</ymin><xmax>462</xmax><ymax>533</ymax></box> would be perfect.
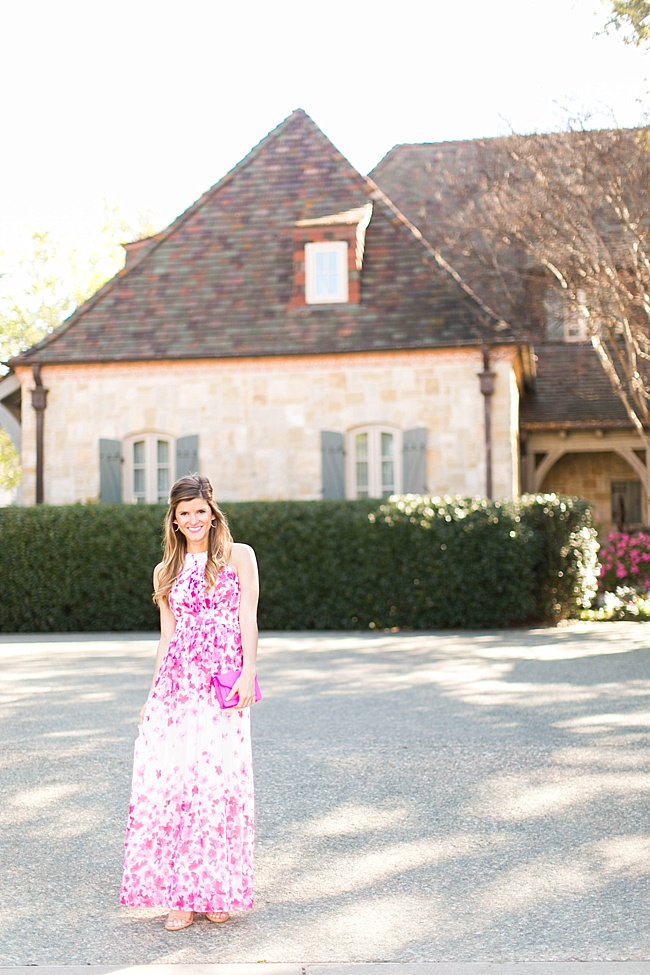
<box><xmin>1</xmin><ymin>0</ymin><xmax>649</xmax><ymax>261</ymax></box>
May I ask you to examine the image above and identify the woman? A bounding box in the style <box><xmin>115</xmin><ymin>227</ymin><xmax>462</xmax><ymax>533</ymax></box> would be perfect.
<box><xmin>120</xmin><ymin>474</ymin><xmax>259</xmax><ymax>931</ymax></box>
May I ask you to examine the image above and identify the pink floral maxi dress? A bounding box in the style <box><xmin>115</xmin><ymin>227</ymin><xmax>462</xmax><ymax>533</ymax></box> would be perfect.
<box><xmin>120</xmin><ymin>553</ymin><xmax>254</xmax><ymax>912</ymax></box>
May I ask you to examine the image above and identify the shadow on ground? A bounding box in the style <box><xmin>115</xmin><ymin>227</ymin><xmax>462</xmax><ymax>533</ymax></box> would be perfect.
<box><xmin>0</xmin><ymin>623</ymin><xmax>648</xmax><ymax>965</ymax></box>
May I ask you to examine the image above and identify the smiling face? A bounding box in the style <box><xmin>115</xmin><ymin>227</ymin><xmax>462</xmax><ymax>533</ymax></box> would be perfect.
<box><xmin>173</xmin><ymin>496</ymin><xmax>213</xmax><ymax>552</ymax></box>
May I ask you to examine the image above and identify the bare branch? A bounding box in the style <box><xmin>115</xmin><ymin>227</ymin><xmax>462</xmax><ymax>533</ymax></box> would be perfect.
<box><xmin>425</xmin><ymin>124</ymin><xmax>650</xmax><ymax>434</ymax></box>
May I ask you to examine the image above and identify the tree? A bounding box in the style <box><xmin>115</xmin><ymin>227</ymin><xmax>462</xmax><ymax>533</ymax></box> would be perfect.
<box><xmin>0</xmin><ymin>229</ymin><xmax>80</xmax><ymax>490</ymax></box>
<box><xmin>430</xmin><ymin>125</ymin><xmax>650</xmax><ymax>449</ymax></box>
<box><xmin>0</xmin><ymin>208</ymin><xmax>160</xmax><ymax>365</ymax></box>
<box><xmin>0</xmin><ymin>230</ymin><xmax>82</xmax><ymax>365</ymax></box>
<box><xmin>0</xmin><ymin>433</ymin><xmax>20</xmax><ymax>490</ymax></box>
<box><xmin>0</xmin><ymin>209</ymin><xmax>160</xmax><ymax>490</ymax></box>
<box><xmin>605</xmin><ymin>0</ymin><xmax>650</xmax><ymax>46</ymax></box>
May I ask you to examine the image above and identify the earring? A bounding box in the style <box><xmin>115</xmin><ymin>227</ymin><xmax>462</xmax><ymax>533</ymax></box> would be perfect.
<box><xmin>173</xmin><ymin>524</ymin><xmax>180</xmax><ymax>533</ymax></box>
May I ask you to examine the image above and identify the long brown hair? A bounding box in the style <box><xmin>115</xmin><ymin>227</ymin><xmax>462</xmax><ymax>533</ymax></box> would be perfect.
<box><xmin>153</xmin><ymin>473</ymin><xmax>233</xmax><ymax>605</ymax></box>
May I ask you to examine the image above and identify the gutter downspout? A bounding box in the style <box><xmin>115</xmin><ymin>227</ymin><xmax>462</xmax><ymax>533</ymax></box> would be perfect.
<box><xmin>479</xmin><ymin>346</ymin><xmax>495</xmax><ymax>500</ymax></box>
<box><xmin>31</xmin><ymin>366</ymin><xmax>48</xmax><ymax>504</ymax></box>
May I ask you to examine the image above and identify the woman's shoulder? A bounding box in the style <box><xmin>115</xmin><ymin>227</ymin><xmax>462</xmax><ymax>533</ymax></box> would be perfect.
<box><xmin>229</xmin><ymin>543</ymin><xmax>258</xmax><ymax>580</ymax></box>
<box><xmin>228</xmin><ymin>543</ymin><xmax>259</xmax><ymax>596</ymax></box>
<box><xmin>229</xmin><ymin>542</ymin><xmax>256</xmax><ymax>569</ymax></box>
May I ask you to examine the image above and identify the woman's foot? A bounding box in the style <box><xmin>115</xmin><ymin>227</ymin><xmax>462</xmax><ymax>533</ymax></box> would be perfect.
<box><xmin>206</xmin><ymin>911</ymin><xmax>230</xmax><ymax>924</ymax></box>
<box><xmin>165</xmin><ymin>909</ymin><xmax>194</xmax><ymax>930</ymax></box>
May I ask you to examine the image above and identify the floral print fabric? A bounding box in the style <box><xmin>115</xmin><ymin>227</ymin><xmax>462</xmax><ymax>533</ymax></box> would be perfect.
<box><xmin>120</xmin><ymin>553</ymin><xmax>254</xmax><ymax>912</ymax></box>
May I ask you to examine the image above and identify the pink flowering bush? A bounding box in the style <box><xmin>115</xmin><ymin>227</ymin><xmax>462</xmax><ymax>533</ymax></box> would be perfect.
<box><xmin>598</xmin><ymin>531</ymin><xmax>650</xmax><ymax>594</ymax></box>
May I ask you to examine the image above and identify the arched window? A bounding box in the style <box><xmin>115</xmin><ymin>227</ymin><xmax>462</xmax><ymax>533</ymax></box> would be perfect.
<box><xmin>99</xmin><ymin>434</ymin><xmax>198</xmax><ymax>503</ymax></box>
<box><xmin>346</xmin><ymin>426</ymin><xmax>402</xmax><ymax>499</ymax></box>
<box><xmin>124</xmin><ymin>434</ymin><xmax>173</xmax><ymax>503</ymax></box>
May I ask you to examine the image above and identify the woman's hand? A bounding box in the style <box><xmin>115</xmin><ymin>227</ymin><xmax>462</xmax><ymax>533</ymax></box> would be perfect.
<box><xmin>226</xmin><ymin>672</ymin><xmax>257</xmax><ymax>709</ymax></box>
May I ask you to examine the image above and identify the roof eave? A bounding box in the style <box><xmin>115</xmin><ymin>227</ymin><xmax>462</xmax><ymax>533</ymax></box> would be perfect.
<box><xmin>8</xmin><ymin>333</ymin><xmax>524</xmax><ymax>369</ymax></box>
<box><xmin>520</xmin><ymin>419</ymin><xmax>636</xmax><ymax>430</ymax></box>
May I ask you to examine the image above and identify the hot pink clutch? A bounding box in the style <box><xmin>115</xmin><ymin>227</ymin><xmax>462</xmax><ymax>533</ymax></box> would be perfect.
<box><xmin>212</xmin><ymin>669</ymin><xmax>262</xmax><ymax>709</ymax></box>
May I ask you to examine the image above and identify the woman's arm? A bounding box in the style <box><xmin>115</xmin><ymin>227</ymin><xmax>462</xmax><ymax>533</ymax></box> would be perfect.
<box><xmin>229</xmin><ymin>543</ymin><xmax>260</xmax><ymax>708</ymax></box>
<box><xmin>138</xmin><ymin>564</ymin><xmax>177</xmax><ymax>724</ymax></box>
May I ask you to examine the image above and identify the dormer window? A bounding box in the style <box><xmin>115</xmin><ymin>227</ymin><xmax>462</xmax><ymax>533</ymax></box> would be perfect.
<box><xmin>305</xmin><ymin>242</ymin><xmax>349</xmax><ymax>304</ymax></box>
<box><xmin>544</xmin><ymin>285</ymin><xmax>589</xmax><ymax>342</ymax></box>
<box><xmin>290</xmin><ymin>204</ymin><xmax>372</xmax><ymax>308</ymax></box>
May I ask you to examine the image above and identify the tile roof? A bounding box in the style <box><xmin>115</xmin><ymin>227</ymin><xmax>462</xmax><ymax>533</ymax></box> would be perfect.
<box><xmin>520</xmin><ymin>343</ymin><xmax>632</xmax><ymax>428</ymax></box>
<box><xmin>370</xmin><ymin>128</ymin><xmax>650</xmax><ymax>332</ymax></box>
<box><xmin>370</xmin><ymin>138</ymin><xmax>528</xmax><ymax>329</ymax></box>
<box><xmin>11</xmin><ymin>111</ymin><xmax>513</xmax><ymax>367</ymax></box>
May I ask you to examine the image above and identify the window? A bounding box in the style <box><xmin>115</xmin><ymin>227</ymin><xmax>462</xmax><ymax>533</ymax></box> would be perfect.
<box><xmin>126</xmin><ymin>434</ymin><xmax>173</xmax><ymax>503</ymax></box>
<box><xmin>544</xmin><ymin>287</ymin><xmax>589</xmax><ymax>342</ymax></box>
<box><xmin>567</xmin><ymin>290</ymin><xmax>589</xmax><ymax>341</ymax></box>
<box><xmin>305</xmin><ymin>241</ymin><xmax>348</xmax><ymax>304</ymax></box>
<box><xmin>321</xmin><ymin>427</ymin><xmax>425</xmax><ymax>500</ymax></box>
<box><xmin>347</xmin><ymin>427</ymin><xmax>402</xmax><ymax>499</ymax></box>
<box><xmin>611</xmin><ymin>480</ymin><xmax>642</xmax><ymax>528</ymax></box>
<box><xmin>99</xmin><ymin>434</ymin><xmax>198</xmax><ymax>503</ymax></box>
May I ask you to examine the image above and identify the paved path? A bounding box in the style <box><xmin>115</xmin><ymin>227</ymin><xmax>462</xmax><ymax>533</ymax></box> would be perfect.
<box><xmin>1</xmin><ymin>624</ymin><xmax>649</xmax><ymax>971</ymax></box>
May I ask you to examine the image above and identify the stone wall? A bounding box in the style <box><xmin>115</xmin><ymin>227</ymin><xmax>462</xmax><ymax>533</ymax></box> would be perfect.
<box><xmin>15</xmin><ymin>346</ymin><xmax>521</xmax><ymax>505</ymax></box>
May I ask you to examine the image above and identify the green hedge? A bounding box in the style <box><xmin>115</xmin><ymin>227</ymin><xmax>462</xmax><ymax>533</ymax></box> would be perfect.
<box><xmin>0</xmin><ymin>494</ymin><xmax>598</xmax><ymax>632</ymax></box>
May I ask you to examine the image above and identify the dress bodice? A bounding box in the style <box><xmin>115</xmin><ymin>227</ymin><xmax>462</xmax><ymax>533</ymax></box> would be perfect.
<box><xmin>169</xmin><ymin>553</ymin><xmax>241</xmax><ymax>629</ymax></box>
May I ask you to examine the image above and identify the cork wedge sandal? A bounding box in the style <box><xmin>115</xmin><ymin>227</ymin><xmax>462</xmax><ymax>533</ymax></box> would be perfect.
<box><xmin>165</xmin><ymin>910</ymin><xmax>194</xmax><ymax>931</ymax></box>
<box><xmin>206</xmin><ymin>911</ymin><xmax>230</xmax><ymax>924</ymax></box>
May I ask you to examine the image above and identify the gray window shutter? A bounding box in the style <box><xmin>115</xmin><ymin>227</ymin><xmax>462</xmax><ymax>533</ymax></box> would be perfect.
<box><xmin>321</xmin><ymin>431</ymin><xmax>345</xmax><ymax>499</ymax></box>
<box><xmin>403</xmin><ymin>427</ymin><xmax>427</xmax><ymax>494</ymax></box>
<box><xmin>176</xmin><ymin>435</ymin><xmax>199</xmax><ymax>477</ymax></box>
<box><xmin>99</xmin><ymin>439</ymin><xmax>122</xmax><ymax>502</ymax></box>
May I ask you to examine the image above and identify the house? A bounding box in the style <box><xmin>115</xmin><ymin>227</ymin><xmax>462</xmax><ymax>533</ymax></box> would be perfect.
<box><xmin>371</xmin><ymin>133</ymin><xmax>650</xmax><ymax>530</ymax></box>
<box><xmin>0</xmin><ymin>110</ymin><xmax>642</xmax><ymax>530</ymax></box>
